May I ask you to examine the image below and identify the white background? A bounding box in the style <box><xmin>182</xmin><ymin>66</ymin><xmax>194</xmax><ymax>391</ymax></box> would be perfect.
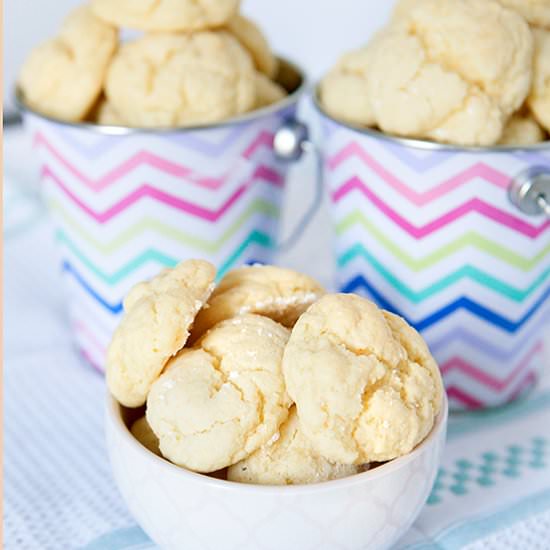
<box><xmin>3</xmin><ymin>0</ymin><xmax>394</xmax><ymax>110</ymax></box>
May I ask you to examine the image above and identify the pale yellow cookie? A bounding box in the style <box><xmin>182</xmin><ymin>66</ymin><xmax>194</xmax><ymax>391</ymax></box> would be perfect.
<box><xmin>497</xmin><ymin>0</ymin><xmax>550</xmax><ymax>28</ymax></box>
<box><xmin>106</xmin><ymin>259</ymin><xmax>216</xmax><ymax>408</ymax></box>
<box><xmin>105</xmin><ymin>31</ymin><xmax>256</xmax><ymax>128</ymax></box>
<box><xmin>191</xmin><ymin>265</ymin><xmax>325</xmax><ymax>340</ymax></box>
<box><xmin>130</xmin><ymin>417</ymin><xmax>161</xmax><ymax>456</ymax></box>
<box><xmin>225</xmin><ymin>14</ymin><xmax>278</xmax><ymax>78</ymax></box>
<box><xmin>528</xmin><ymin>28</ymin><xmax>550</xmax><ymax>133</ymax></box>
<box><xmin>18</xmin><ymin>6</ymin><xmax>117</xmax><ymax>122</ymax></box>
<box><xmin>146</xmin><ymin>314</ymin><xmax>291</xmax><ymax>472</ymax></box>
<box><xmin>499</xmin><ymin>110</ymin><xmax>547</xmax><ymax>145</ymax></box>
<box><xmin>91</xmin><ymin>0</ymin><xmax>240</xmax><ymax>31</ymax></box>
<box><xmin>322</xmin><ymin>0</ymin><xmax>533</xmax><ymax>146</ymax></box>
<box><xmin>94</xmin><ymin>100</ymin><xmax>126</xmax><ymax>126</ymax></box>
<box><xmin>254</xmin><ymin>72</ymin><xmax>287</xmax><ymax>109</ymax></box>
<box><xmin>227</xmin><ymin>407</ymin><xmax>361</xmax><ymax>485</ymax></box>
<box><xmin>282</xmin><ymin>294</ymin><xmax>443</xmax><ymax>465</ymax></box>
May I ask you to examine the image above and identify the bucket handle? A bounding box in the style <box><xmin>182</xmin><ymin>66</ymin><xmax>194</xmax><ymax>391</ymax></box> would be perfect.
<box><xmin>509</xmin><ymin>166</ymin><xmax>550</xmax><ymax>217</ymax></box>
<box><xmin>272</xmin><ymin>119</ymin><xmax>324</xmax><ymax>251</ymax></box>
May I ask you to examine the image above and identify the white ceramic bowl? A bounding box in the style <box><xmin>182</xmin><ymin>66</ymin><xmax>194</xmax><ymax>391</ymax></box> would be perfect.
<box><xmin>106</xmin><ymin>395</ymin><xmax>448</xmax><ymax>550</ymax></box>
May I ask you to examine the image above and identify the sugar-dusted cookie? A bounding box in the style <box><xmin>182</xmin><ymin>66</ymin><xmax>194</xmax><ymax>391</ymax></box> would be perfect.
<box><xmin>105</xmin><ymin>31</ymin><xmax>256</xmax><ymax>128</ymax></box>
<box><xmin>254</xmin><ymin>72</ymin><xmax>286</xmax><ymax>109</ymax></box>
<box><xmin>282</xmin><ymin>294</ymin><xmax>443</xmax><ymax>465</ymax></box>
<box><xmin>528</xmin><ymin>28</ymin><xmax>550</xmax><ymax>134</ymax></box>
<box><xmin>18</xmin><ymin>6</ymin><xmax>117</xmax><ymax>122</ymax></box>
<box><xmin>227</xmin><ymin>407</ymin><xmax>361</xmax><ymax>485</ymax></box>
<box><xmin>106</xmin><ymin>260</ymin><xmax>216</xmax><ymax>408</ymax></box>
<box><xmin>130</xmin><ymin>417</ymin><xmax>161</xmax><ymax>456</ymax></box>
<box><xmin>147</xmin><ymin>315</ymin><xmax>291</xmax><ymax>472</ymax></box>
<box><xmin>226</xmin><ymin>14</ymin><xmax>278</xmax><ymax>78</ymax></box>
<box><xmin>190</xmin><ymin>265</ymin><xmax>324</xmax><ymax>340</ymax></box>
<box><xmin>91</xmin><ymin>0</ymin><xmax>240</xmax><ymax>32</ymax></box>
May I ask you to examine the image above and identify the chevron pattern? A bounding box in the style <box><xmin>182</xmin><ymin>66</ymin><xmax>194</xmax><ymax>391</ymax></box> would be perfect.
<box><xmin>323</xmin><ymin>116</ymin><xmax>550</xmax><ymax>410</ymax></box>
<box><xmin>27</xmin><ymin>106</ymin><xmax>294</xmax><ymax>371</ymax></box>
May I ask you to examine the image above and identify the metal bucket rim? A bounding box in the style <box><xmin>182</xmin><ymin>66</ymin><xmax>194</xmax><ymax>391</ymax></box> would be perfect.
<box><xmin>15</xmin><ymin>56</ymin><xmax>307</xmax><ymax>136</ymax></box>
<box><xmin>312</xmin><ymin>86</ymin><xmax>550</xmax><ymax>153</ymax></box>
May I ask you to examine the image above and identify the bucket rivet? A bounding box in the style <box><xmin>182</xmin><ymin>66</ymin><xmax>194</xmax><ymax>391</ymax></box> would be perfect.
<box><xmin>509</xmin><ymin>166</ymin><xmax>550</xmax><ymax>217</ymax></box>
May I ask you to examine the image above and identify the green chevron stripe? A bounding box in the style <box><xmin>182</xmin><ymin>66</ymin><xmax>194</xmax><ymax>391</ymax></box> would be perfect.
<box><xmin>336</xmin><ymin>211</ymin><xmax>550</xmax><ymax>272</ymax></box>
<box><xmin>56</xmin><ymin>229</ymin><xmax>273</xmax><ymax>285</ymax></box>
<box><xmin>48</xmin><ymin>197</ymin><xmax>279</xmax><ymax>254</ymax></box>
<box><xmin>339</xmin><ymin>243</ymin><xmax>550</xmax><ymax>303</ymax></box>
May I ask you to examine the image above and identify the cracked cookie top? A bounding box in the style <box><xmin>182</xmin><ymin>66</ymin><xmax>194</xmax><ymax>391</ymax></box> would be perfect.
<box><xmin>321</xmin><ymin>0</ymin><xmax>533</xmax><ymax>146</ymax></box>
<box><xmin>146</xmin><ymin>314</ymin><xmax>291</xmax><ymax>472</ymax></box>
<box><xmin>106</xmin><ymin>259</ymin><xmax>216</xmax><ymax>408</ymax></box>
<box><xmin>227</xmin><ymin>406</ymin><xmax>361</xmax><ymax>485</ymax></box>
<box><xmin>282</xmin><ymin>294</ymin><xmax>443</xmax><ymax>465</ymax></box>
<box><xmin>91</xmin><ymin>0</ymin><xmax>240</xmax><ymax>32</ymax></box>
<box><xmin>191</xmin><ymin>265</ymin><xmax>325</xmax><ymax>341</ymax></box>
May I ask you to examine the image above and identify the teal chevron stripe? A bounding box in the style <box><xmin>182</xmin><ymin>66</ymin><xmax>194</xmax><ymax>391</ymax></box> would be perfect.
<box><xmin>336</xmin><ymin>211</ymin><xmax>550</xmax><ymax>272</ymax></box>
<box><xmin>339</xmin><ymin>244</ymin><xmax>550</xmax><ymax>303</ymax></box>
<box><xmin>57</xmin><ymin>229</ymin><xmax>273</xmax><ymax>286</ymax></box>
<box><xmin>48</xmin><ymin>197</ymin><xmax>279</xmax><ymax>255</ymax></box>
<box><xmin>217</xmin><ymin>231</ymin><xmax>273</xmax><ymax>278</ymax></box>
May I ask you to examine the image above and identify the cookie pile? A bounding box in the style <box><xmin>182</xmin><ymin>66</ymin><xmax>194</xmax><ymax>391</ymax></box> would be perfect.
<box><xmin>18</xmin><ymin>1</ymin><xmax>286</xmax><ymax>127</ymax></box>
<box><xmin>108</xmin><ymin>260</ymin><xmax>444</xmax><ymax>485</ymax></box>
<box><xmin>320</xmin><ymin>0</ymin><xmax>550</xmax><ymax>146</ymax></box>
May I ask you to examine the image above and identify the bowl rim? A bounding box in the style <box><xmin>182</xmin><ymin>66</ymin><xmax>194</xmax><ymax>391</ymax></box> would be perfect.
<box><xmin>312</xmin><ymin>86</ymin><xmax>550</xmax><ymax>153</ymax></box>
<box><xmin>15</xmin><ymin>56</ymin><xmax>307</xmax><ymax>136</ymax></box>
<box><xmin>106</xmin><ymin>391</ymin><xmax>448</xmax><ymax>495</ymax></box>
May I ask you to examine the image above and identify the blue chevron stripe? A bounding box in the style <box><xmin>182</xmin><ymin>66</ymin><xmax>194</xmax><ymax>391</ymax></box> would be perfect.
<box><xmin>341</xmin><ymin>275</ymin><xmax>550</xmax><ymax>333</ymax></box>
<box><xmin>62</xmin><ymin>261</ymin><xmax>123</xmax><ymax>314</ymax></box>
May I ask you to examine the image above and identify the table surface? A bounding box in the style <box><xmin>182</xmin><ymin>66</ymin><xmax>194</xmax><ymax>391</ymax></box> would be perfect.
<box><xmin>4</xmin><ymin>127</ymin><xmax>550</xmax><ymax>550</ymax></box>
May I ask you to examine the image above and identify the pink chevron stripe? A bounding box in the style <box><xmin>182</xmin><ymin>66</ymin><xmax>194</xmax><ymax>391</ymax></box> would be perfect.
<box><xmin>445</xmin><ymin>386</ymin><xmax>484</xmax><ymax>409</ymax></box>
<box><xmin>509</xmin><ymin>371</ymin><xmax>538</xmax><ymax>401</ymax></box>
<box><xmin>73</xmin><ymin>319</ymin><xmax>107</xmax><ymax>358</ymax></box>
<box><xmin>243</xmin><ymin>131</ymin><xmax>274</xmax><ymax>159</ymax></box>
<box><xmin>34</xmin><ymin>132</ymin><xmax>283</xmax><ymax>191</ymax></box>
<box><xmin>328</xmin><ymin>142</ymin><xmax>509</xmax><ymax>205</ymax></box>
<box><xmin>441</xmin><ymin>341</ymin><xmax>543</xmax><ymax>392</ymax></box>
<box><xmin>333</xmin><ymin>176</ymin><xmax>550</xmax><ymax>239</ymax></box>
<box><xmin>42</xmin><ymin>166</ymin><xmax>250</xmax><ymax>223</ymax></box>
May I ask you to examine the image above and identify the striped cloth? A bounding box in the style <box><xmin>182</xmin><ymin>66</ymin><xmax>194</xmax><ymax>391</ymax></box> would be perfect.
<box><xmin>4</xmin><ymin>132</ymin><xmax>550</xmax><ymax>549</ymax></box>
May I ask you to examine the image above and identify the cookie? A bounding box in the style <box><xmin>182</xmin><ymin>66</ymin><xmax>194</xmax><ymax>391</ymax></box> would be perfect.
<box><xmin>254</xmin><ymin>72</ymin><xmax>287</xmax><ymax>109</ymax></box>
<box><xmin>105</xmin><ymin>31</ymin><xmax>256</xmax><ymax>128</ymax></box>
<box><xmin>528</xmin><ymin>28</ymin><xmax>550</xmax><ymax>134</ymax></box>
<box><xmin>190</xmin><ymin>265</ymin><xmax>324</xmax><ymax>340</ymax></box>
<box><xmin>226</xmin><ymin>14</ymin><xmax>278</xmax><ymax>78</ymax></box>
<box><xmin>282</xmin><ymin>294</ymin><xmax>443</xmax><ymax>465</ymax></box>
<box><xmin>106</xmin><ymin>259</ymin><xmax>216</xmax><ymax>408</ymax></box>
<box><xmin>18</xmin><ymin>6</ymin><xmax>117</xmax><ymax>122</ymax></box>
<box><xmin>93</xmin><ymin>99</ymin><xmax>126</xmax><ymax>126</ymax></box>
<box><xmin>499</xmin><ymin>109</ymin><xmax>547</xmax><ymax>145</ymax></box>
<box><xmin>322</xmin><ymin>0</ymin><xmax>533</xmax><ymax>145</ymax></box>
<box><xmin>146</xmin><ymin>314</ymin><xmax>291</xmax><ymax>472</ymax></box>
<box><xmin>227</xmin><ymin>407</ymin><xmax>361</xmax><ymax>485</ymax></box>
<box><xmin>130</xmin><ymin>417</ymin><xmax>161</xmax><ymax>456</ymax></box>
<box><xmin>497</xmin><ymin>0</ymin><xmax>550</xmax><ymax>28</ymax></box>
<box><xmin>91</xmin><ymin>0</ymin><xmax>240</xmax><ymax>32</ymax></box>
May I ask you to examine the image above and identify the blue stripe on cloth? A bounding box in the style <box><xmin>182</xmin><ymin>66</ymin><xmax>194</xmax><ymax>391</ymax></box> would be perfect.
<box><xmin>400</xmin><ymin>489</ymin><xmax>550</xmax><ymax>550</ymax></box>
<box><xmin>80</xmin><ymin>526</ymin><xmax>153</xmax><ymax>550</ymax></box>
